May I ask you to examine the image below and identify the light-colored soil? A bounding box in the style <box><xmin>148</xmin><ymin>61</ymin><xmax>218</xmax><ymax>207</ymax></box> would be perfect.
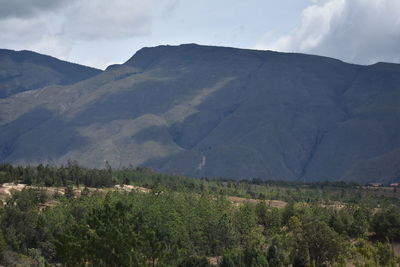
<box><xmin>0</xmin><ymin>183</ymin><xmax>26</xmax><ymax>197</ymax></box>
<box><xmin>227</xmin><ymin>196</ymin><xmax>288</xmax><ymax>208</ymax></box>
<box><xmin>321</xmin><ymin>203</ymin><xmax>346</xmax><ymax>210</ymax></box>
<box><xmin>113</xmin><ymin>184</ymin><xmax>150</xmax><ymax>193</ymax></box>
<box><xmin>393</xmin><ymin>242</ymin><xmax>400</xmax><ymax>256</ymax></box>
<box><xmin>0</xmin><ymin>183</ymin><xmax>150</xmax><ymax>200</ymax></box>
<box><xmin>207</xmin><ymin>256</ymin><xmax>220</xmax><ymax>266</ymax></box>
<box><xmin>227</xmin><ymin>196</ymin><xmax>259</xmax><ymax>204</ymax></box>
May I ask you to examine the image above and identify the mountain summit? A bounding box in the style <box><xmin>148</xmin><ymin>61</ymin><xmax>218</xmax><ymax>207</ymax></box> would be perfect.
<box><xmin>0</xmin><ymin>49</ymin><xmax>101</xmax><ymax>98</ymax></box>
<box><xmin>0</xmin><ymin>44</ymin><xmax>399</xmax><ymax>183</ymax></box>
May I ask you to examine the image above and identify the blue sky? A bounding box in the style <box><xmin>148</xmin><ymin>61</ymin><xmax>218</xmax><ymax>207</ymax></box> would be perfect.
<box><xmin>0</xmin><ymin>0</ymin><xmax>399</xmax><ymax>69</ymax></box>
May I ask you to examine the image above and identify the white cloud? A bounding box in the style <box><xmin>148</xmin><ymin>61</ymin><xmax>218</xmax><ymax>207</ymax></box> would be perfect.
<box><xmin>0</xmin><ymin>0</ymin><xmax>179</xmax><ymax>64</ymax></box>
<box><xmin>256</xmin><ymin>0</ymin><xmax>400</xmax><ymax>64</ymax></box>
<box><xmin>0</xmin><ymin>15</ymin><xmax>70</xmax><ymax>59</ymax></box>
<box><xmin>62</xmin><ymin>1</ymin><xmax>154</xmax><ymax>40</ymax></box>
<box><xmin>0</xmin><ymin>0</ymin><xmax>69</xmax><ymax>19</ymax></box>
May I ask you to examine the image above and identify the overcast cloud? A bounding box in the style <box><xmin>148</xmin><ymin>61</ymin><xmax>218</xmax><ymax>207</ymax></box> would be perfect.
<box><xmin>0</xmin><ymin>0</ymin><xmax>178</xmax><ymax>63</ymax></box>
<box><xmin>0</xmin><ymin>0</ymin><xmax>69</xmax><ymax>19</ymax></box>
<box><xmin>0</xmin><ymin>0</ymin><xmax>398</xmax><ymax>68</ymax></box>
<box><xmin>63</xmin><ymin>1</ymin><xmax>155</xmax><ymax>40</ymax></box>
<box><xmin>257</xmin><ymin>0</ymin><xmax>400</xmax><ymax>65</ymax></box>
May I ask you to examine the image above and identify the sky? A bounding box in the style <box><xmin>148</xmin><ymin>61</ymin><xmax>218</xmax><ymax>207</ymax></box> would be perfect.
<box><xmin>0</xmin><ymin>0</ymin><xmax>399</xmax><ymax>69</ymax></box>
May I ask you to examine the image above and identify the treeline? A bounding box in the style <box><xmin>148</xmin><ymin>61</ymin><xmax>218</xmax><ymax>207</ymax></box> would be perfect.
<box><xmin>0</xmin><ymin>187</ymin><xmax>399</xmax><ymax>266</ymax></box>
<box><xmin>0</xmin><ymin>162</ymin><xmax>115</xmax><ymax>188</ymax></box>
<box><xmin>0</xmin><ymin>163</ymin><xmax>395</xmax><ymax>206</ymax></box>
<box><xmin>0</xmin><ymin>163</ymin><xmax>359</xmax><ymax>188</ymax></box>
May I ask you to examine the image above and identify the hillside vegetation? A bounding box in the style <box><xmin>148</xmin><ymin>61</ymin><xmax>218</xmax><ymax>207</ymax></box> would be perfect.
<box><xmin>0</xmin><ymin>45</ymin><xmax>399</xmax><ymax>183</ymax></box>
<box><xmin>0</xmin><ymin>164</ymin><xmax>399</xmax><ymax>266</ymax></box>
<box><xmin>0</xmin><ymin>49</ymin><xmax>101</xmax><ymax>98</ymax></box>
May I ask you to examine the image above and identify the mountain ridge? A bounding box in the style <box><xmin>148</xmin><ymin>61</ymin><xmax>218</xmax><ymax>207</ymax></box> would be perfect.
<box><xmin>0</xmin><ymin>48</ymin><xmax>101</xmax><ymax>98</ymax></box>
<box><xmin>0</xmin><ymin>44</ymin><xmax>399</xmax><ymax>183</ymax></box>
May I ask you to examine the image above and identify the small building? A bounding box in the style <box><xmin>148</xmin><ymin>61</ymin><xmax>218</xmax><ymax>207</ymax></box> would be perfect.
<box><xmin>389</xmin><ymin>183</ymin><xmax>400</xmax><ymax>187</ymax></box>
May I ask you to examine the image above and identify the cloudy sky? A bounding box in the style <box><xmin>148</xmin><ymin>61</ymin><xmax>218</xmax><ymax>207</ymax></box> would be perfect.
<box><xmin>1</xmin><ymin>0</ymin><xmax>399</xmax><ymax>69</ymax></box>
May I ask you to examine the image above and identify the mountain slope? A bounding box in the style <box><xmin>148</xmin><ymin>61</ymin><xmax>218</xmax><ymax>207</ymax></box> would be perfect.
<box><xmin>0</xmin><ymin>49</ymin><xmax>101</xmax><ymax>98</ymax></box>
<box><xmin>0</xmin><ymin>44</ymin><xmax>399</xmax><ymax>183</ymax></box>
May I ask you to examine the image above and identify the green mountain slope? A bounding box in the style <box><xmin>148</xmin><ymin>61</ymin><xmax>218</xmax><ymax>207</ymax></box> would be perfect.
<box><xmin>0</xmin><ymin>44</ymin><xmax>399</xmax><ymax>183</ymax></box>
<box><xmin>0</xmin><ymin>49</ymin><xmax>101</xmax><ymax>98</ymax></box>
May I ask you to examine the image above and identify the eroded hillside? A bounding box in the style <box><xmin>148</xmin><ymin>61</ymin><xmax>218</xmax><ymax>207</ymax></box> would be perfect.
<box><xmin>0</xmin><ymin>44</ymin><xmax>399</xmax><ymax>183</ymax></box>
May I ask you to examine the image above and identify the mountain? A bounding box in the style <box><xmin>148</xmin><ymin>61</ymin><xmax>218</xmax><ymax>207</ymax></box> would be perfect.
<box><xmin>0</xmin><ymin>44</ymin><xmax>399</xmax><ymax>183</ymax></box>
<box><xmin>0</xmin><ymin>49</ymin><xmax>101</xmax><ymax>98</ymax></box>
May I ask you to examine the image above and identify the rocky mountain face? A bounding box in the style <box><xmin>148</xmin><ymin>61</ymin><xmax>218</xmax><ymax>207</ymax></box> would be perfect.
<box><xmin>0</xmin><ymin>49</ymin><xmax>101</xmax><ymax>98</ymax></box>
<box><xmin>0</xmin><ymin>44</ymin><xmax>399</xmax><ymax>183</ymax></box>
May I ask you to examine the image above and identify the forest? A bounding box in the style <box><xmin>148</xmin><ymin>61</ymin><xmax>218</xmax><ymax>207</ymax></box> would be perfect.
<box><xmin>0</xmin><ymin>163</ymin><xmax>399</xmax><ymax>266</ymax></box>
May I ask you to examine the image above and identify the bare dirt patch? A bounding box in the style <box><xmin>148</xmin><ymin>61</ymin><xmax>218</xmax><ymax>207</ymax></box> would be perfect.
<box><xmin>393</xmin><ymin>242</ymin><xmax>400</xmax><ymax>256</ymax></box>
<box><xmin>227</xmin><ymin>196</ymin><xmax>287</xmax><ymax>208</ymax></box>
<box><xmin>113</xmin><ymin>184</ymin><xmax>150</xmax><ymax>193</ymax></box>
<box><xmin>321</xmin><ymin>202</ymin><xmax>346</xmax><ymax>210</ymax></box>
<box><xmin>207</xmin><ymin>256</ymin><xmax>220</xmax><ymax>266</ymax></box>
<box><xmin>0</xmin><ymin>183</ymin><xmax>150</xmax><ymax>201</ymax></box>
<box><xmin>0</xmin><ymin>183</ymin><xmax>28</xmax><ymax>200</ymax></box>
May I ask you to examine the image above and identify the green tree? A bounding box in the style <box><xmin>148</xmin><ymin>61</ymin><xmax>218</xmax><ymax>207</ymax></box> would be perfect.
<box><xmin>303</xmin><ymin>221</ymin><xmax>346</xmax><ymax>266</ymax></box>
<box><xmin>64</xmin><ymin>186</ymin><xmax>74</xmax><ymax>199</ymax></box>
<box><xmin>376</xmin><ymin>242</ymin><xmax>396</xmax><ymax>267</ymax></box>
<box><xmin>372</xmin><ymin>205</ymin><xmax>400</xmax><ymax>241</ymax></box>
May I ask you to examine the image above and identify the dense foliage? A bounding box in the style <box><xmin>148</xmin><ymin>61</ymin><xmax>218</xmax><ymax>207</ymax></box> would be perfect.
<box><xmin>0</xmin><ymin>164</ymin><xmax>399</xmax><ymax>266</ymax></box>
<box><xmin>0</xmin><ymin>163</ymin><xmax>397</xmax><ymax>206</ymax></box>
